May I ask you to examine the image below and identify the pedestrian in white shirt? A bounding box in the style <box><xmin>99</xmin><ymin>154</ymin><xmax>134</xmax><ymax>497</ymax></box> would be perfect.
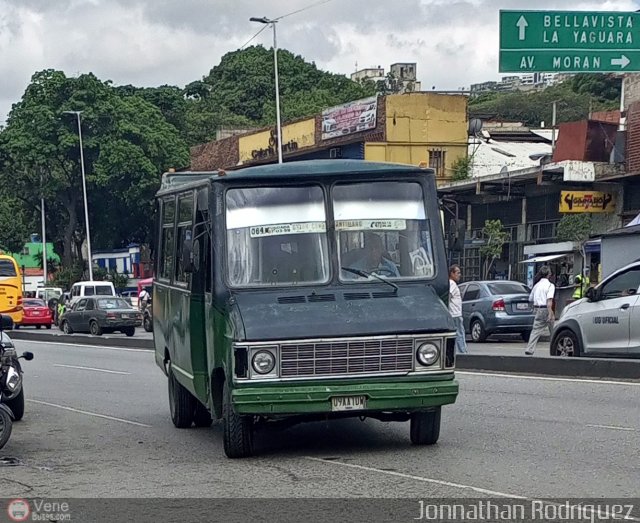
<box><xmin>525</xmin><ymin>266</ymin><xmax>555</xmax><ymax>355</ymax></box>
<box><xmin>449</xmin><ymin>265</ymin><xmax>467</xmax><ymax>354</ymax></box>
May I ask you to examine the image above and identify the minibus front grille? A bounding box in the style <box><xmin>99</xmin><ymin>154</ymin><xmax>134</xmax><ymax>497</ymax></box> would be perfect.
<box><xmin>280</xmin><ymin>337</ymin><xmax>414</xmax><ymax>377</ymax></box>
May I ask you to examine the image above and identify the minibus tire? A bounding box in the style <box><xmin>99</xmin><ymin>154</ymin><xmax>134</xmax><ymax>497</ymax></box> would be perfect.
<box><xmin>168</xmin><ymin>366</ymin><xmax>195</xmax><ymax>428</ymax></box>
<box><xmin>223</xmin><ymin>381</ymin><xmax>254</xmax><ymax>458</ymax></box>
<box><xmin>5</xmin><ymin>389</ymin><xmax>24</xmax><ymax>421</ymax></box>
<box><xmin>410</xmin><ymin>407</ymin><xmax>441</xmax><ymax>445</ymax></box>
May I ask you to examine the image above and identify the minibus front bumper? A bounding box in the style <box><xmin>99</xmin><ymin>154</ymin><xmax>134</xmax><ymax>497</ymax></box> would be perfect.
<box><xmin>232</xmin><ymin>375</ymin><xmax>458</xmax><ymax>416</ymax></box>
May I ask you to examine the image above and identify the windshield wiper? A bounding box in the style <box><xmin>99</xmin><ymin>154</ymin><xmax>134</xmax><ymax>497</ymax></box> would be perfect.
<box><xmin>341</xmin><ymin>267</ymin><xmax>398</xmax><ymax>292</ymax></box>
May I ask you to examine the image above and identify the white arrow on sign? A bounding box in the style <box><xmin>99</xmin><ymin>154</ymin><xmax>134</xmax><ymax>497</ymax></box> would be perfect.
<box><xmin>611</xmin><ymin>55</ymin><xmax>631</xmax><ymax>69</ymax></box>
<box><xmin>516</xmin><ymin>15</ymin><xmax>528</xmax><ymax>41</ymax></box>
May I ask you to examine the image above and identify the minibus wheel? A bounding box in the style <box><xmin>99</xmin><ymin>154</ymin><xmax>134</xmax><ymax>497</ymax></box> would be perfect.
<box><xmin>168</xmin><ymin>364</ymin><xmax>195</xmax><ymax>428</ymax></box>
<box><xmin>410</xmin><ymin>407</ymin><xmax>441</xmax><ymax>445</ymax></box>
<box><xmin>223</xmin><ymin>381</ymin><xmax>254</xmax><ymax>458</ymax></box>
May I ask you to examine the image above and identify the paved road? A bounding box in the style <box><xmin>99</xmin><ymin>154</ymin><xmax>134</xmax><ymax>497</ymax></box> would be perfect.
<box><xmin>2</xmin><ymin>338</ymin><xmax>638</xmax><ymax>502</ymax></box>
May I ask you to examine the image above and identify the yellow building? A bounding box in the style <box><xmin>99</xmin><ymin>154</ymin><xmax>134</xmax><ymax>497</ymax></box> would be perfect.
<box><xmin>191</xmin><ymin>92</ymin><xmax>469</xmax><ymax>183</ymax></box>
<box><xmin>365</xmin><ymin>93</ymin><xmax>468</xmax><ymax>181</ymax></box>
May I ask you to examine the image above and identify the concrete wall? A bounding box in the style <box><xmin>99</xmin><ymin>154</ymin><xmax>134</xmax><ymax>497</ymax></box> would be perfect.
<box><xmin>601</xmin><ymin>234</ymin><xmax>640</xmax><ymax>278</ymax></box>
<box><xmin>365</xmin><ymin>93</ymin><xmax>468</xmax><ymax>178</ymax></box>
<box><xmin>623</xmin><ymin>75</ymin><xmax>640</xmax><ymax>108</ymax></box>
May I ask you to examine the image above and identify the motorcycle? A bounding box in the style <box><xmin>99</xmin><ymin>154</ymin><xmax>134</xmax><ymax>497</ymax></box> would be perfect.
<box><xmin>142</xmin><ymin>297</ymin><xmax>153</xmax><ymax>333</ymax></box>
<box><xmin>0</xmin><ymin>315</ymin><xmax>34</xmax><ymax>449</ymax></box>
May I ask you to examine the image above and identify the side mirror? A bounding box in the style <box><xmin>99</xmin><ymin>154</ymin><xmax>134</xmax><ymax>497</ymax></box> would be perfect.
<box><xmin>0</xmin><ymin>315</ymin><xmax>14</xmax><ymax>331</ymax></box>
<box><xmin>585</xmin><ymin>287</ymin><xmax>596</xmax><ymax>301</ymax></box>
<box><xmin>21</xmin><ymin>352</ymin><xmax>34</xmax><ymax>361</ymax></box>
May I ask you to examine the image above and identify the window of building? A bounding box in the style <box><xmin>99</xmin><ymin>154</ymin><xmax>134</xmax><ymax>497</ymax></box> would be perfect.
<box><xmin>160</xmin><ymin>197</ymin><xmax>176</xmax><ymax>281</ymax></box>
<box><xmin>428</xmin><ymin>150</ymin><xmax>446</xmax><ymax>177</ymax></box>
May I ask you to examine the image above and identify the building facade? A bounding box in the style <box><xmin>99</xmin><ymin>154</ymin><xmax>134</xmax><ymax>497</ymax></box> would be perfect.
<box><xmin>190</xmin><ymin>93</ymin><xmax>468</xmax><ymax>183</ymax></box>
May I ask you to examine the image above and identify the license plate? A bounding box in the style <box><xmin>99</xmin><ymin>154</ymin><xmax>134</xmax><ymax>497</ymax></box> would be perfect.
<box><xmin>331</xmin><ymin>395</ymin><xmax>367</xmax><ymax>412</ymax></box>
<box><xmin>516</xmin><ymin>303</ymin><xmax>530</xmax><ymax>311</ymax></box>
<box><xmin>32</xmin><ymin>311</ymin><xmax>41</xmax><ymax>315</ymax></box>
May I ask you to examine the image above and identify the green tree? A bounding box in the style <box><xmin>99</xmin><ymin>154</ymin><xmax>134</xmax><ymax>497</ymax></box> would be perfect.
<box><xmin>469</xmin><ymin>80</ymin><xmax>619</xmax><ymax>126</ymax></box>
<box><xmin>451</xmin><ymin>155</ymin><xmax>473</xmax><ymax>181</ymax></box>
<box><xmin>0</xmin><ymin>70</ymin><xmax>189</xmax><ymax>268</ymax></box>
<box><xmin>109</xmin><ymin>269</ymin><xmax>129</xmax><ymax>291</ymax></box>
<box><xmin>184</xmin><ymin>46</ymin><xmax>376</xmax><ymax>143</ymax></box>
<box><xmin>480</xmin><ymin>219</ymin><xmax>510</xmax><ymax>279</ymax></box>
<box><xmin>557</xmin><ymin>214</ymin><xmax>592</xmax><ymax>278</ymax></box>
<box><xmin>0</xmin><ymin>194</ymin><xmax>33</xmax><ymax>253</ymax></box>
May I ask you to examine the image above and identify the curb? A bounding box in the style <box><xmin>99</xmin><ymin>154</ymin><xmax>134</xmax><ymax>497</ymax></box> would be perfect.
<box><xmin>456</xmin><ymin>354</ymin><xmax>640</xmax><ymax>380</ymax></box>
<box><xmin>10</xmin><ymin>330</ymin><xmax>154</xmax><ymax>350</ymax></box>
<box><xmin>8</xmin><ymin>331</ymin><xmax>640</xmax><ymax>380</ymax></box>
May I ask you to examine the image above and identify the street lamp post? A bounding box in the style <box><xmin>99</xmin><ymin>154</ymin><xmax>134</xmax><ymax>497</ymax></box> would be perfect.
<box><xmin>63</xmin><ymin>110</ymin><xmax>93</xmax><ymax>280</ymax></box>
<box><xmin>250</xmin><ymin>16</ymin><xmax>283</xmax><ymax>164</ymax></box>
<box><xmin>40</xmin><ymin>171</ymin><xmax>47</xmax><ymax>285</ymax></box>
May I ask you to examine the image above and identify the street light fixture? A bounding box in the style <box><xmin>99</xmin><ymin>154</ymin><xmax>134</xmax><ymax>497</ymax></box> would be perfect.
<box><xmin>63</xmin><ymin>110</ymin><xmax>93</xmax><ymax>280</ymax></box>
<box><xmin>250</xmin><ymin>16</ymin><xmax>283</xmax><ymax>164</ymax></box>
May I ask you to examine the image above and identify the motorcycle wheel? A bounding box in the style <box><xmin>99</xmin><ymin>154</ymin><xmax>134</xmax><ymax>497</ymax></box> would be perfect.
<box><xmin>5</xmin><ymin>388</ymin><xmax>24</xmax><ymax>421</ymax></box>
<box><xmin>0</xmin><ymin>408</ymin><xmax>12</xmax><ymax>449</ymax></box>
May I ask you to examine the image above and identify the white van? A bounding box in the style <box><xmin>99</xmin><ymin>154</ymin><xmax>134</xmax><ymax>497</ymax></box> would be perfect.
<box><xmin>36</xmin><ymin>287</ymin><xmax>63</xmax><ymax>304</ymax></box>
<box><xmin>69</xmin><ymin>281</ymin><xmax>116</xmax><ymax>306</ymax></box>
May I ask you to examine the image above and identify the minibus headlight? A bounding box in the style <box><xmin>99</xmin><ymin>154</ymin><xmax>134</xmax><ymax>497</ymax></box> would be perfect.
<box><xmin>252</xmin><ymin>350</ymin><xmax>276</xmax><ymax>375</ymax></box>
<box><xmin>416</xmin><ymin>342</ymin><xmax>440</xmax><ymax>367</ymax></box>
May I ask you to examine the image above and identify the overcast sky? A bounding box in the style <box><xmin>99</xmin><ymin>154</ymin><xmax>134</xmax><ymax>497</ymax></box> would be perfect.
<box><xmin>1</xmin><ymin>0</ymin><xmax>639</xmax><ymax>124</ymax></box>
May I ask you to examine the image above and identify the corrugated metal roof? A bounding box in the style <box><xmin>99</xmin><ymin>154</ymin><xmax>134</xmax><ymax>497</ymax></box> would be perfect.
<box><xmin>469</xmin><ymin>138</ymin><xmax>553</xmax><ymax>178</ymax></box>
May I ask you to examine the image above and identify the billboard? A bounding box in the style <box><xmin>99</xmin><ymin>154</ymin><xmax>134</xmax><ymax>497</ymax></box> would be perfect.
<box><xmin>559</xmin><ymin>191</ymin><xmax>616</xmax><ymax>213</ymax></box>
<box><xmin>321</xmin><ymin>96</ymin><xmax>378</xmax><ymax>140</ymax></box>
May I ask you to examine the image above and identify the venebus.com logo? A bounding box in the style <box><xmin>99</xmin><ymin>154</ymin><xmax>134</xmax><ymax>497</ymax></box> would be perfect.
<box><xmin>6</xmin><ymin>498</ymin><xmax>71</xmax><ymax>522</ymax></box>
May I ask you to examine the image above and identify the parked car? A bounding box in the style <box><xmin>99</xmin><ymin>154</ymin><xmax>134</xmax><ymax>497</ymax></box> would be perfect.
<box><xmin>459</xmin><ymin>280</ymin><xmax>535</xmax><ymax>342</ymax></box>
<box><xmin>551</xmin><ymin>260</ymin><xmax>640</xmax><ymax>357</ymax></box>
<box><xmin>17</xmin><ymin>298</ymin><xmax>53</xmax><ymax>329</ymax></box>
<box><xmin>59</xmin><ymin>297</ymin><xmax>142</xmax><ymax>336</ymax></box>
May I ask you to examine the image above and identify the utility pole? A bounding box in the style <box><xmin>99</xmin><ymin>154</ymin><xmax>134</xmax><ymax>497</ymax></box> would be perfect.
<box><xmin>551</xmin><ymin>101</ymin><xmax>557</xmax><ymax>152</ymax></box>
<box><xmin>250</xmin><ymin>16</ymin><xmax>283</xmax><ymax>164</ymax></box>
<box><xmin>63</xmin><ymin>110</ymin><xmax>93</xmax><ymax>280</ymax></box>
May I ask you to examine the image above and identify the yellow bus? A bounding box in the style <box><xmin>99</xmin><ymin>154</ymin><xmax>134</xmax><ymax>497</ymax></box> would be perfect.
<box><xmin>0</xmin><ymin>255</ymin><xmax>23</xmax><ymax>325</ymax></box>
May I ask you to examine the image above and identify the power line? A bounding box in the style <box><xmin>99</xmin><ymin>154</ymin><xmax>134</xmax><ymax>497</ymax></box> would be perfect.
<box><xmin>240</xmin><ymin>24</ymin><xmax>268</xmax><ymax>50</ymax></box>
<box><xmin>241</xmin><ymin>0</ymin><xmax>336</xmax><ymax>50</ymax></box>
<box><xmin>275</xmin><ymin>0</ymin><xmax>336</xmax><ymax>21</ymax></box>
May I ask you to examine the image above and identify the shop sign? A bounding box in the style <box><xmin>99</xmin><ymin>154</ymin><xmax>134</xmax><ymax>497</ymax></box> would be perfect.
<box><xmin>559</xmin><ymin>190</ymin><xmax>616</xmax><ymax>213</ymax></box>
<box><xmin>238</xmin><ymin>119</ymin><xmax>315</xmax><ymax>164</ymax></box>
<box><xmin>321</xmin><ymin>96</ymin><xmax>378</xmax><ymax>140</ymax></box>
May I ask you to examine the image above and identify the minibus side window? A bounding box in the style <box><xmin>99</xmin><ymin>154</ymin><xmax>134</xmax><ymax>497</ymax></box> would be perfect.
<box><xmin>160</xmin><ymin>197</ymin><xmax>176</xmax><ymax>281</ymax></box>
<box><xmin>175</xmin><ymin>192</ymin><xmax>194</xmax><ymax>285</ymax></box>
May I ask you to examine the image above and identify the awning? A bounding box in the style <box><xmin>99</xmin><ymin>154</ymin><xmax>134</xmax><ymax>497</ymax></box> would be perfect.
<box><xmin>519</xmin><ymin>253</ymin><xmax>571</xmax><ymax>264</ymax></box>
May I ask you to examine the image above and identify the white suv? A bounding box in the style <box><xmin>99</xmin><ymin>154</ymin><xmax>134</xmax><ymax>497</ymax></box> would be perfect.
<box><xmin>551</xmin><ymin>261</ymin><xmax>640</xmax><ymax>357</ymax></box>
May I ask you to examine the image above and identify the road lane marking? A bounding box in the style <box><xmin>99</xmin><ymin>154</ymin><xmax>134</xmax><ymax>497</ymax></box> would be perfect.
<box><xmin>17</xmin><ymin>339</ymin><xmax>153</xmax><ymax>353</ymax></box>
<box><xmin>306</xmin><ymin>457</ymin><xmax>640</xmax><ymax>521</ymax></box>
<box><xmin>586</xmin><ymin>424</ymin><xmax>637</xmax><ymax>432</ymax></box>
<box><xmin>457</xmin><ymin>370</ymin><xmax>640</xmax><ymax>387</ymax></box>
<box><xmin>306</xmin><ymin>456</ymin><xmax>526</xmax><ymax>498</ymax></box>
<box><xmin>27</xmin><ymin>399</ymin><xmax>151</xmax><ymax>427</ymax></box>
<box><xmin>53</xmin><ymin>364</ymin><xmax>131</xmax><ymax>375</ymax></box>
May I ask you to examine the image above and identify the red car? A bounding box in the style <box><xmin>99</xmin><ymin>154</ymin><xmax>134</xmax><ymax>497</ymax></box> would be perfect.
<box><xmin>18</xmin><ymin>298</ymin><xmax>53</xmax><ymax>329</ymax></box>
